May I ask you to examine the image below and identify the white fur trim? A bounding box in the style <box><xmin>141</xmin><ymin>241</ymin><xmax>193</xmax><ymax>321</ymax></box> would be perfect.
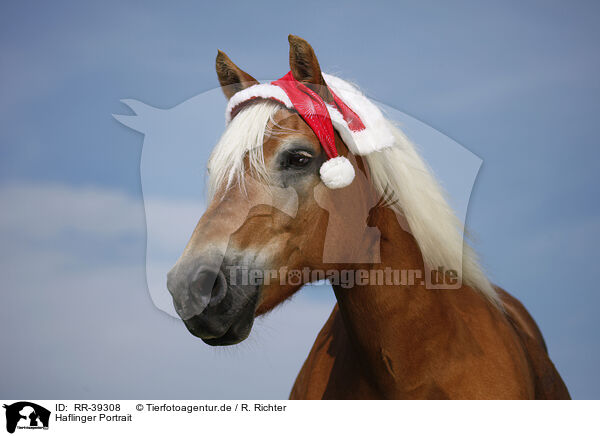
<box><xmin>224</xmin><ymin>75</ymin><xmax>395</xmax><ymax>156</ymax></box>
<box><xmin>319</xmin><ymin>156</ymin><xmax>355</xmax><ymax>189</ymax></box>
<box><xmin>225</xmin><ymin>84</ymin><xmax>293</xmax><ymax>123</ymax></box>
<box><xmin>323</xmin><ymin>73</ymin><xmax>394</xmax><ymax>155</ymax></box>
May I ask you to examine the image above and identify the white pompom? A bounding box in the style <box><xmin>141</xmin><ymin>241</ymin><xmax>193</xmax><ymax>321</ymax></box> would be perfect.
<box><xmin>319</xmin><ymin>156</ymin><xmax>355</xmax><ymax>189</ymax></box>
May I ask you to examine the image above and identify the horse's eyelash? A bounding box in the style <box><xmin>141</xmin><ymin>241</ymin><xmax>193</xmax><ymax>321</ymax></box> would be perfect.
<box><xmin>287</xmin><ymin>149</ymin><xmax>313</xmax><ymax>158</ymax></box>
<box><xmin>293</xmin><ymin>151</ymin><xmax>312</xmax><ymax>157</ymax></box>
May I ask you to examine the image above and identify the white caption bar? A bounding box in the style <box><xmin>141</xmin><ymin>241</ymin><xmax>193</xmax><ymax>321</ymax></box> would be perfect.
<box><xmin>1</xmin><ymin>400</ymin><xmax>597</xmax><ymax>435</ymax></box>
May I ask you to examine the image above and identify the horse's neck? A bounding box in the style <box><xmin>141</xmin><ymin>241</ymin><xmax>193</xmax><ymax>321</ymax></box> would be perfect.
<box><xmin>331</xmin><ymin>206</ymin><xmax>482</xmax><ymax>396</ymax></box>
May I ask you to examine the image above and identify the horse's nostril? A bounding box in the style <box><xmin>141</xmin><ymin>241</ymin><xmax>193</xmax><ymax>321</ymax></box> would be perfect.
<box><xmin>188</xmin><ymin>266</ymin><xmax>228</xmax><ymax>310</ymax></box>
<box><xmin>209</xmin><ymin>270</ymin><xmax>227</xmax><ymax>307</ymax></box>
<box><xmin>168</xmin><ymin>262</ymin><xmax>228</xmax><ymax>320</ymax></box>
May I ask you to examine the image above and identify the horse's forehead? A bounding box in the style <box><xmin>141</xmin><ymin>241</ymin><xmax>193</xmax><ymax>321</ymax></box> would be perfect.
<box><xmin>272</xmin><ymin>108</ymin><xmax>314</xmax><ymax>132</ymax></box>
<box><xmin>263</xmin><ymin>108</ymin><xmax>320</xmax><ymax>157</ymax></box>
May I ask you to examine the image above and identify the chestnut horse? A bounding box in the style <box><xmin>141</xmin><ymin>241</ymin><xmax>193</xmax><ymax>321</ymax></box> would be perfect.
<box><xmin>166</xmin><ymin>35</ymin><xmax>570</xmax><ymax>399</ymax></box>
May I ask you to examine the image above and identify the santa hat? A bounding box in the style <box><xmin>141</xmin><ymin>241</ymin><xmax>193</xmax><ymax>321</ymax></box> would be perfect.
<box><xmin>225</xmin><ymin>72</ymin><xmax>394</xmax><ymax>189</ymax></box>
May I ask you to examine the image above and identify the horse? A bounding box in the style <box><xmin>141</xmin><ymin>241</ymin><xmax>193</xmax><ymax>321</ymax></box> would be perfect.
<box><xmin>166</xmin><ymin>35</ymin><xmax>570</xmax><ymax>399</ymax></box>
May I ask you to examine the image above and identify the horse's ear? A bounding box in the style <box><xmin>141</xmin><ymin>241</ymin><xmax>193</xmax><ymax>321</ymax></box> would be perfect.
<box><xmin>215</xmin><ymin>50</ymin><xmax>259</xmax><ymax>100</ymax></box>
<box><xmin>288</xmin><ymin>34</ymin><xmax>333</xmax><ymax>102</ymax></box>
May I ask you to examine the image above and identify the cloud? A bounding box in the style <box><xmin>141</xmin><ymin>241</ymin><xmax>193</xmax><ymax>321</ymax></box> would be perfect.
<box><xmin>0</xmin><ymin>183</ymin><xmax>144</xmax><ymax>240</ymax></box>
<box><xmin>0</xmin><ymin>181</ymin><xmax>335</xmax><ymax>398</ymax></box>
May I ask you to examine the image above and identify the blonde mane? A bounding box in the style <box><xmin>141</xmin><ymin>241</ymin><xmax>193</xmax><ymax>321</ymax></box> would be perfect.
<box><xmin>208</xmin><ymin>101</ymin><xmax>281</xmax><ymax>199</ymax></box>
<box><xmin>365</xmin><ymin>122</ymin><xmax>499</xmax><ymax>306</ymax></box>
<box><xmin>208</xmin><ymin>97</ymin><xmax>500</xmax><ymax>306</ymax></box>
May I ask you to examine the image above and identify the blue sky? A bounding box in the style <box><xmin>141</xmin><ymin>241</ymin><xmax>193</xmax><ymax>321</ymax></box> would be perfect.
<box><xmin>1</xmin><ymin>1</ymin><xmax>599</xmax><ymax>399</ymax></box>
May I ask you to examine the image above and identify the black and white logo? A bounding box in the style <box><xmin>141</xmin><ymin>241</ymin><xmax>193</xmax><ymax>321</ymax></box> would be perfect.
<box><xmin>3</xmin><ymin>402</ymin><xmax>50</xmax><ymax>434</ymax></box>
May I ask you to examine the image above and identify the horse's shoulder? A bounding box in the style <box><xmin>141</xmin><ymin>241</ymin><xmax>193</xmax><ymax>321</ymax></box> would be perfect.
<box><xmin>496</xmin><ymin>286</ymin><xmax>547</xmax><ymax>351</ymax></box>
<box><xmin>496</xmin><ymin>286</ymin><xmax>571</xmax><ymax>399</ymax></box>
<box><xmin>290</xmin><ymin>304</ymin><xmax>379</xmax><ymax>399</ymax></box>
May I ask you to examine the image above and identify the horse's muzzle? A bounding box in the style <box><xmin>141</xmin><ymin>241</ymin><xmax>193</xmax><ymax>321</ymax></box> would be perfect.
<box><xmin>167</xmin><ymin>257</ymin><xmax>259</xmax><ymax>345</ymax></box>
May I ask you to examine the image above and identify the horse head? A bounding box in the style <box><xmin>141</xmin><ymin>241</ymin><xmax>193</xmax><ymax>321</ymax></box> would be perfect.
<box><xmin>167</xmin><ymin>35</ymin><xmax>382</xmax><ymax>345</ymax></box>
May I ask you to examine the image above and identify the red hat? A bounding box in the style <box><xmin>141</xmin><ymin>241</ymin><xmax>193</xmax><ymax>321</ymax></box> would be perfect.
<box><xmin>226</xmin><ymin>72</ymin><xmax>394</xmax><ymax>189</ymax></box>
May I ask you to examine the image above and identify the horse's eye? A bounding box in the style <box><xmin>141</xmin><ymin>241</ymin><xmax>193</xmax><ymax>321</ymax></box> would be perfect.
<box><xmin>284</xmin><ymin>150</ymin><xmax>313</xmax><ymax>169</ymax></box>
